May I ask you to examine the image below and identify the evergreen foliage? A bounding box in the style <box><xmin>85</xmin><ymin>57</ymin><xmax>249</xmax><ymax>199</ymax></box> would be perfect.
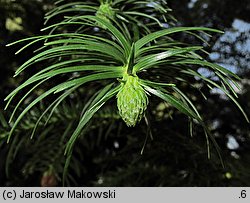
<box><xmin>0</xmin><ymin>0</ymin><xmax>249</xmax><ymax>186</ymax></box>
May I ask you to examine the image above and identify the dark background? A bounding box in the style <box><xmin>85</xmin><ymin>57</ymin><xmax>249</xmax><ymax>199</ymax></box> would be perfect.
<box><xmin>0</xmin><ymin>0</ymin><xmax>249</xmax><ymax>186</ymax></box>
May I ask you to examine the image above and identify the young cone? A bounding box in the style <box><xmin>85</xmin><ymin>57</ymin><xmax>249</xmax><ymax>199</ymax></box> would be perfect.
<box><xmin>117</xmin><ymin>74</ymin><xmax>148</xmax><ymax>127</ymax></box>
<box><xmin>96</xmin><ymin>3</ymin><xmax>115</xmax><ymax>23</ymax></box>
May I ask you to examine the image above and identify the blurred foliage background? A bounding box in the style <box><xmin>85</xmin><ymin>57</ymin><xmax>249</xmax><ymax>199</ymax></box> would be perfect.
<box><xmin>0</xmin><ymin>0</ymin><xmax>250</xmax><ymax>186</ymax></box>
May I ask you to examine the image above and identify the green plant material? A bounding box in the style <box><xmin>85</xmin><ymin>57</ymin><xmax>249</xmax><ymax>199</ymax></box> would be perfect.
<box><xmin>4</xmin><ymin>2</ymin><xmax>249</xmax><ymax>176</ymax></box>
<box><xmin>96</xmin><ymin>3</ymin><xmax>115</xmax><ymax>23</ymax></box>
<box><xmin>5</xmin><ymin>17</ymin><xmax>23</xmax><ymax>32</ymax></box>
<box><xmin>6</xmin><ymin>15</ymin><xmax>248</xmax><ymax>151</ymax></box>
<box><xmin>64</xmin><ymin>83</ymin><xmax>121</xmax><ymax>156</ymax></box>
<box><xmin>44</xmin><ymin>0</ymin><xmax>174</xmax><ymax>37</ymax></box>
<box><xmin>117</xmin><ymin>74</ymin><xmax>148</xmax><ymax>127</ymax></box>
<box><xmin>0</xmin><ymin>101</ymin><xmax>87</xmax><ymax>185</ymax></box>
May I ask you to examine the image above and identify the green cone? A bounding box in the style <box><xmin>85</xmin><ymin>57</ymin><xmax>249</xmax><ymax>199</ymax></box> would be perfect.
<box><xmin>96</xmin><ymin>3</ymin><xmax>115</xmax><ymax>23</ymax></box>
<box><xmin>117</xmin><ymin>75</ymin><xmax>148</xmax><ymax>127</ymax></box>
